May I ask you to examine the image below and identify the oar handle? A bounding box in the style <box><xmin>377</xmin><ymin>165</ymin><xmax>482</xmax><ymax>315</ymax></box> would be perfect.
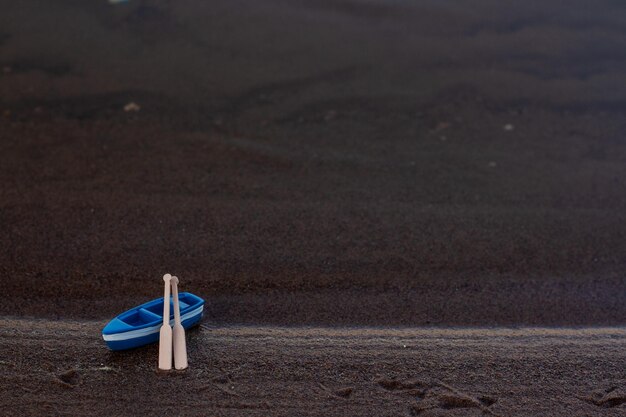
<box><xmin>171</xmin><ymin>276</ymin><xmax>182</xmax><ymax>325</ymax></box>
<box><xmin>163</xmin><ymin>274</ymin><xmax>172</xmax><ymax>325</ymax></box>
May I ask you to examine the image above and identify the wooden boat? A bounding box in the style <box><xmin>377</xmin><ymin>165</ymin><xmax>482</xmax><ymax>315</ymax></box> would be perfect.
<box><xmin>102</xmin><ymin>292</ymin><xmax>204</xmax><ymax>351</ymax></box>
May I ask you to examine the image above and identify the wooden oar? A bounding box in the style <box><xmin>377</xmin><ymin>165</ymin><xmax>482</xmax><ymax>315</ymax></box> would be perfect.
<box><xmin>171</xmin><ymin>275</ymin><xmax>188</xmax><ymax>370</ymax></box>
<box><xmin>158</xmin><ymin>274</ymin><xmax>173</xmax><ymax>370</ymax></box>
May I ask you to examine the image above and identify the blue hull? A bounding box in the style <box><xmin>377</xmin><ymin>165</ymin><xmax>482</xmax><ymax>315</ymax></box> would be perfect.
<box><xmin>102</xmin><ymin>292</ymin><xmax>204</xmax><ymax>351</ymax></box>
<box><xmin>105</xmin><ymin>314</ymin><xmax>202</xmax><ymax>351</ymax></box>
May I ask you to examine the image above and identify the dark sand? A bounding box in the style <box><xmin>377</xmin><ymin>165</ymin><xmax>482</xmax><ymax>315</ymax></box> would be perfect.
<box><xmin>0</xmin><ymin>0</ymin><xmax>625</xmax><ymax>415</ymax></box>
<box><xmin>1</xmin><ymin>320</ymin><xmax>625</xmax><ymax>416</ymax></box>
<box><xmin>1</xmin><ymin>0</ymin><xmax>625</xmax><ymax>325</ymax></box>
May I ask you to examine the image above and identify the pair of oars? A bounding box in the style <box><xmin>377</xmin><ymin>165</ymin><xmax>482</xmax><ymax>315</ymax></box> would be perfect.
<box><xmin>158</xmin><ymin>274</ymin><xmax>188</xmax><ymax>370</ymax></box>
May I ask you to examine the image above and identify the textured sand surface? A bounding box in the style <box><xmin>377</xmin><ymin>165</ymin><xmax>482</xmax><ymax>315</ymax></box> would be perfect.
<box><xmin>0</xmin><ymin>0</ymin><xmax>625</xmax><ymax>325</ymax></box>
<box><xmin>1</xmin><ymin>1</ymin><xmax>625</xmax><ymax>415</ymax></box>
<box><xmin>0</xmin><ymin>320</ymin><xmax>624</xmax><ymax>416</ymax></box>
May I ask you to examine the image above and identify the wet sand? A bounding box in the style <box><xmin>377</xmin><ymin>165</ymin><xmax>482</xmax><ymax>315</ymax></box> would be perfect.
<box><xmin>1</xmin><ymin>320</ymin><xmax>624</xmax><ymax>416</ymax></box>
<box><xmin>0</xmin><ymin>0</ymin><xmax>625</xmax><ymax>415</ymax></box>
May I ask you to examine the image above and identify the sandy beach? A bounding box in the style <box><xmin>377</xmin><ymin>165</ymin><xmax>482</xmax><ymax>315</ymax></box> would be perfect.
<box><xmin>0</xmin><ymin>0</ymin><xmax>625</xmax><ymax>415</ymax></box>
<box><xmin>1</xmin><ymin>320</ymin><xmax>625</xmax><ymax>416</ymax></box>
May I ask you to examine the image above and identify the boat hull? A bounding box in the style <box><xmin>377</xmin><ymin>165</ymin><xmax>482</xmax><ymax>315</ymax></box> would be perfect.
<box><xmin>102</xmin><ymin>292</ymin><xmax>205</xmax><ymax>351</ymax></box>
<box><xmin>104</xmin><ymin>313</ymin><xmax>203</xmax><ymax>351</ymax></box>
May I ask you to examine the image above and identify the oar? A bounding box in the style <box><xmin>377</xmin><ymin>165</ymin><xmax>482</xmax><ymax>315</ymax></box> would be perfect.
<box><xmin>158</xmin><ymin>274</ymin><xmax>173</xmax><ymax>370</ymax></box>
<box><xmin>171</xmin><ymin>275</ymin><xmax>188</xmax><ymax>370</ymax></box>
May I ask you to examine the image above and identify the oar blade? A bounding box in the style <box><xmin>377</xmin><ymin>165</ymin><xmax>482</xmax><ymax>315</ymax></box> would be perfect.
<box><xmin>158</xmin><ymin>325</ymin><xmax>173</xmax><ymax>370</ymax></box>
<box><xmin>173</xmin><ymin>324</ymin><xmax>188</xmax><ymax>370</ymax></box>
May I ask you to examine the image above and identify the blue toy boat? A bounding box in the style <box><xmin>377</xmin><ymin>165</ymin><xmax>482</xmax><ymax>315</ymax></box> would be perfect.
<box><xmin>102</xmin><ymin>292</ymin><xmax>204</xmax><ymax>351</ymax></box>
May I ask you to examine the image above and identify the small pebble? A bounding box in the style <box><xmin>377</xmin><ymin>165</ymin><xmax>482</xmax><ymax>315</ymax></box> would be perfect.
<box><xmin>503</xmin><ymin>124</ymin><xmax>514</xmax><ymax>131</ymax></box>
<box><xmin>488</xmin><ymin>161</ymin><xmax>497</xmax><ymax>168</ymax></box>
<box><xmin>124</xmin><ymin>102</ymin><xmax>141</xmax><ymax>112</ymax></box>
<box><xmin>2</xmin><ymin>66</ymin><xmax>11</xmax><ymax>74</ymax></box>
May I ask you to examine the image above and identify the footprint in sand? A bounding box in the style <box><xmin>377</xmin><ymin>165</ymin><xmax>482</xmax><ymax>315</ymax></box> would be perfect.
<box><xmin>55</xmin><ymin>369</ymin><xmax>81</xmax><ymax>388</ymax></box>
<box><xmin>579</xmin><ymin>386</ymin><xmax>626</xmax><ymax>408</ymax></box>
<box><xmin>377</xmin><ymin>378</ymin><xmax>498</xmax><ymax>416</ymax></box>
<box><xmin>319</xmin><ymin>383</ymin><xmax>354</xmax><ymax>399</ymax></box>
<box><xmin>377</xmin><ymin>377</ymin><xmax>430</xmax><ymax>398</ymax></box>
<box><xmin>209</xmin><ymin>374</ymin><xmax>241</xmax><ymax>397</ymax></box>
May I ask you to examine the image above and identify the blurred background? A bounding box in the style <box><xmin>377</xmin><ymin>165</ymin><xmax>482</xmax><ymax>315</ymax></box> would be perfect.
<box><xmin>1</xmin><ymin>0</ymin><xmax>624</xmax><ymax>325</ymax></box>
